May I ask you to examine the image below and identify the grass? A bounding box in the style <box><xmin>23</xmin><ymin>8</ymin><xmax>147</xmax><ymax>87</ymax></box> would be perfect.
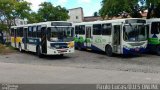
<box><xmin>0</xmin><ymin>44</ymin><xmax>16</xmax><ymax>55</ymax></box>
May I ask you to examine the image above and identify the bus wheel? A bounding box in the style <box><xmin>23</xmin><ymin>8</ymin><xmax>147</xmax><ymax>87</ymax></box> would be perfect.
<box><xmin>78</xmin><ymin>46</ymin><xmax>82</xmax><ymax>51</ymax></box>
<box><xmin>37</xmin><ymin>46</ymin><xmax>43</xmax><ymax>58</ymax></box>
<box><xmin>60</xmin><ymin>54</ymin><xmax>64</xmax><ymax>57</ymax></box>
<box><xmin>77</xmin><ymin>43</ymin><xmax>83</xmax><ymax>51</ymax></box>
<box><xmin>105</xmin><ymin>45</ymin><xmax>113</xmax><ymax>57</ymax></box>
<box><xmin>156</xmin><ymin>45</ymin><xmax>160</xmax><ymax>56</ymax></box>
<box><xmin>18</xmin><ymin>43</ymin><xmax>22</xmax><ymax>52</ymax></box>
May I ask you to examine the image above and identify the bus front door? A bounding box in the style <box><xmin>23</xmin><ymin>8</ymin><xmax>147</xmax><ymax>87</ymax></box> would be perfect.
<box><xmin>85</xmin><ymin>26</ymin><xmax>92</xmax><ymax>48</ymax></box>
<box><xmin>41</xmin><ymin>27</ymin><xmax>47</xmax><ymax>54</ymax></box>
<box><xmin>23</xmin><ymin>28</ymin><xmax>28</xmax><ymax>50</ymax></box>
<box><xmin>112</xmin><ymin>25</ymin><xmax>121</xmax><ymax>53</ymax></box>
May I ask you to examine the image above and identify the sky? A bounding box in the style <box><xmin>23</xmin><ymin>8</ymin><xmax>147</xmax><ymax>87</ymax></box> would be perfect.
<box><xmin>25</xmin><ymin>0</ymin><xmax>101</xmax><ymax>16</ymax></box>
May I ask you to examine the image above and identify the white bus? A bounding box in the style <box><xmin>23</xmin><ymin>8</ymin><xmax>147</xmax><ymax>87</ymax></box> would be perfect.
<box><xmin>147</xmin><ymin>18</ymin><xmax>160</xmax><ymax>55</ymax></box>
<box><xmin>73</xmin><ymin>18</ymin><xmax>148</xmax><ymax>56</ymax></box>
<box><xmin>10</xmin><ymin>21</ymin><xmax>75</xmax><ymax>57</ymax></box>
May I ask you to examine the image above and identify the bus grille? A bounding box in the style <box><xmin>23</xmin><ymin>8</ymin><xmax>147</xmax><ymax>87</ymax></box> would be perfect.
<box><xmin>50</xmin><ymin>43</ymin><xmax>68</xmax><ymax>49</ymax></box>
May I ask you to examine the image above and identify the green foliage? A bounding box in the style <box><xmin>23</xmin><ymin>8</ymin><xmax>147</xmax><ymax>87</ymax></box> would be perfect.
<box><xmin>0</xmin><ymin>0</ymin><xmax>31</xmax><ymax>31</ymax></box>
<box><xmin>93</xmin><ymin>12</ymin><xmax>99</xmax><ymax>17</ymax></box>
<box><xmin>99</xmin><ymin>0</ymin><xmax>141</xmax><ymax>19</ymax></box>
<box><xmin>146</xmin><ymin>0</ymin><xmax>160</xmax><ymax>18</ymax></box>
<box><xmin>14</xmin><ymin>1</ymin><xmax>31</xmax><ymax>19</ymax></box>
<box><xmin>32</xmin><ymin>2</ymin><xmax>69</xmax><ymax>22</ymax></box>
<box><xmin>27</xmin><ymin>2</ymin><xmax>69</xmax><ymax>23</ymax></box>
<box><xmin>0</xmin><ymin>23</ymin><xmax>8</xmax><ymax>32</ymax></box>
<box><xmin>27</xmin><ymin>12</ymin><xmax>41</xmax><ymax>23</ymax></box>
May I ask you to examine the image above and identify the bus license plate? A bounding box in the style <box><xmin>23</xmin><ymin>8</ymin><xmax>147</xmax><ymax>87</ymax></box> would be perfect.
<box><xmin>58</xmin><ymin>49</ymin><xmax>67</xmax><ymax>53</ymax></box>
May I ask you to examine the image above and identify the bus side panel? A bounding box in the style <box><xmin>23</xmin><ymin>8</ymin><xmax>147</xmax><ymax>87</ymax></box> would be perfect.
<box><xmin>91</xmin><ymin>35</ymin><xmax>104</xmax><ymax>51</ymax></box>
<box><xmin>11</xmin><ymin>37</ymin><xmax>15</xmax><ymax>47</ymax></box>
<box><xmin>27</xmin><ymin>38</ymin><xmax>40</xmax><ymax>52</ymax></box>
<box><xmin>101</xmin><ymin>35</ymin><xmax>112</xmax><ymax>52</ymax></box>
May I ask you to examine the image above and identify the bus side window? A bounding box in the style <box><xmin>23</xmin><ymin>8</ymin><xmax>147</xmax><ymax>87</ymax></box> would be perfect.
<box><xmin>146</xmin><ymin>25</ymin><xmax>149</xmax><ymax>38</ymax></box>
<box><xmin>102</xmin><ymin>23</ymin><xmax>112</xmax><ymax>35</ymax></box>
<box><xmin>75</xmin><ymin>26</ymin><xmax>79</xmax><ymax>35</ymax></box>
<box><xmin>17</xmin><ymin>28</ymin><xmax>20</xmax><ymax>37</ymax></box>
<box><xmin>37</xmin><ymin>26</ymin><xmax>41</xmax><ymax>38</ymax></box>
<box><xmin>17</xmin><ymin>27</ymin><xmax>23</xmax><ymax>37</ymax></box>
<box><xmin>79</xmin><ymin>25</ymin><xmax>85</xmax><ymax>35</ymax></box>
<box><xmin>19</xmin><ymin>27</ymin><xmax>23</xmax><ymax>37</ymax></box>
<box><xmin>28</xmin><ymin>26</ymin><xmax>33</xmax><ymax>37</ymax></box>
<box><xmin>93</xmin><ymin>24</ymin><xmax>101</xmax><ymax>35</ymax></box>
<box><xmin>32</xmin><ymin>26</ymin><xmax>37</xmax><ymax>38</ymax></box>
<box><xmin>151</xmin><ymin>22</ymin><xmax>160</xmax><ymax>34</ymax></box>
<box><xmin>71</xmin><ymin>28</ymin><xmax>74</xmax><ymax>37</ymax></box>
<box><xmin>11</xmin><ymin>29</ymin><xmax>14</xmax><ymax>37</ymax></box>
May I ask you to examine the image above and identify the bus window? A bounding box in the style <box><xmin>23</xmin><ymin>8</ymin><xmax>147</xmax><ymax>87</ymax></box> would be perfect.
<box><xmin>146</xmin><ymin>25</ymin><xmax>149</xmax><ymax>38</ymax></box>
<box><xmin>32</xmin><ymin>26</ymin><xmax>37</xmax><ymax>37</ymax></box>
<box><xmin>113</xmin><ymin>25</ymin><xmax>120</xmax><ymax>45</ymax></box>
<box><xmin>93</xmin><ymin>24</ymin><xmax>101</xmax><ymax>35</ymax></box>
<box><xmin>75</xmin><ymin>26</ymin><xmax>79</xmax><ymax>34</ymax></box>
<box><xmin>66</xmin><ymin>28</ymin><xmax>74</xmax><ymax>37</ymax></box>
<box><xmin>71</xmin><ymin>28</ymin><xmax>74</xmax><ymax>37</ymax></box>
<box><xmin>151</xmin><ymin>22</ymin><xmax>160</xmax><ymax>34</ymax></box>
<box><xmin>28</xmin><ymin>26</ymin><xmax>33</xmax><ymax>37</ymax></box>
<box><xmin>19</xmin><ymin>27</ymin><xmax>23</xmax><ymax>37</ymax></box>
<box><xmin>37</xmin><ymin>26</ymin><xmax>41</xmax><ymax>38</ymax></box>
<box><xmin>102</xmin><ymin>23</ymin><xmax>112</xmax><ymax>35</ymax></box>
<box><xmin>11</xmin><ymin>29</ymin><xmax>14</xmax><ymax>37</ymax></box>
<box><xmin>79</xmin><ymin>25</ymin><xmax>85</xmax><ymax>35</ymax></box>
<box><xmin>17</xmin><ymin>28</ymin><xmax>23</xmax><ymax>37</ymax></box>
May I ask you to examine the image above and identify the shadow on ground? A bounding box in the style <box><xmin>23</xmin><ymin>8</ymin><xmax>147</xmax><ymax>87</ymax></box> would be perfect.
<box><xmin>19</xmin><ymin>51</ymin><xmax>71</xmax><ymax>60</ymax></box>
<box><xmin>78</xmin><ymin>49</ymin><xmax>142</xmax><ymax>59</ymax></box>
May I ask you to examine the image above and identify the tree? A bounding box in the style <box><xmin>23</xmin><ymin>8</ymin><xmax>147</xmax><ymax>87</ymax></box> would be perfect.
<box><xmin>93</xmin><ymin>12</ymin><xmax>99</xmax><ymax>17</ymax></box>
<box><xmin>0</xmin><ymin>0</ymin><xmax>31</xmax><ymax>31</ymax></box>
<box><xmin>146</xmin><ymin>0</ymin><xmax>160</xmax><ymax>19</ymax></box>
<box><xmin>27</xmin><ymin>12</ymin><xmax>42</xmax><ymax>23</ymax></box>
<box><xmin>37</xmin><ymin>2</ymin><xmax>69</xmax><ymax>22</ymax></box>
<box><xmin>99</xmin><ymin>0</ymin><xmax>141</xmax><ymax>19</ymax></box>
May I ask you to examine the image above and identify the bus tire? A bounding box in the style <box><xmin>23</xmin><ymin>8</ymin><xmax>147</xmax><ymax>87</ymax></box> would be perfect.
<box><xmin>77</xmin><ymin>43</ymin><xmax>83</xmax><ymax>51</ymax></box>
<box><xmin>37</xmin><ymin>46</ymin><xmax>43</xmax><ymax>58</ymax></box>
<box><xmin>105</xmin><ymin>45</ymin><xmax>113</xmax><ymax>57</ymax></box>
<box><xmin>60</xmin><ymin>54</ymin><xmax>64</xmax><ymax>56</ymax></box>
<box><xmin>156</xmin><ymin>45</ymin><xmax>160</xmax><ymax>56</ymax></box>
<box><xmin>18</xmin><ymin>43</ymin><xmax>22</xmax><ymax>52</ymax></box>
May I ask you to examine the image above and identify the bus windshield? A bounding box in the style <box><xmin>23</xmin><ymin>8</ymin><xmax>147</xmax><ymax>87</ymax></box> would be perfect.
<box><xmin>123</xmin><ymin>25</ymin><xmax>147</xmax><ymax>42</ymax></box>
<box><xmin>47</xmin><ymin>27</ymin><xmax>74</xmax><ymax>42</ymax></box>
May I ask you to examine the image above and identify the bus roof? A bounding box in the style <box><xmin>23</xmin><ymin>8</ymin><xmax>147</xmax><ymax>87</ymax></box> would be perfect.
<box><xmin>11</xmin><ymin>21</ymin><xmax>72</xmax><ymax>28</ymax></box>
<box><xmin>147</xmin><ymin>18</ymin><xmax>160</xmax><ymax>23</ymax></box>
<box><xmin>73</xmin><ymin>18</ymin><xmax>146</xmax><ymax>25</ymax></box>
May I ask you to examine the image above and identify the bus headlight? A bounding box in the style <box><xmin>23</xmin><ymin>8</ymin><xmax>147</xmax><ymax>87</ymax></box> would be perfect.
<box><xmin>123</xmin><ymin>45</ymin><xmax>130</xmax><ymax>50</ymax></box>
<box><xmin>68</xmin><ymin>42</ymin><xmax>74</xmax><ymax>48</ymax></box>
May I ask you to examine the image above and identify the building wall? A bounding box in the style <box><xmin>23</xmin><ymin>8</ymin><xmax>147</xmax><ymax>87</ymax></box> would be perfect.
<box><xmin>67</xmin><ymin>7</ymin><xmax>84</xmax><ymax>23</ymax></box>
<box><xmin>84</xmin><ymin>16</ymin><xmax>102</xmax><ymax>22</ymax></box>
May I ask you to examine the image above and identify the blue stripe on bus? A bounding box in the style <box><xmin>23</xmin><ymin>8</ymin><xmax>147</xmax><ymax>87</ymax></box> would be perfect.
<box><xmin>123</xmin><ymin>48</ymin><xmax>146</xmax><ymax>55</ymax></box>
<box><xmin>75</xmin><ymin>42</ymin><xmax>103</xmax><ymax>51</ymax></box>
<box><xmin>91</xmin><ymin>45</ymin><xmax>103</xmax><ymax>51</ymax></box>
<box><xmin>22</xmin><ymin>38</ymin><xmax>40</xmax><ymax>45</ymax></box>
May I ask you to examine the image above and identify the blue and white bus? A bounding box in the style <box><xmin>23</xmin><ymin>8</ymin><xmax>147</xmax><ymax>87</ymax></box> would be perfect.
<box><xmin>73</xmin><ymin>18</ymin><xmax>148</xmax><ymax>56</ymax></box>
<box><xmin>11</xmin><ymin>21</ymin><xmax>75</xmax><ymax>57</ymax></box>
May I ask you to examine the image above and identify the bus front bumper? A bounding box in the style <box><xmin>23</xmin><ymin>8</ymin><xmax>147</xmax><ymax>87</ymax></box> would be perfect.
<box><xmin>123</xmin><ymin>48</ymin><xmax>146</xmax><ymax>55</ymax></box>
<box><xmin>47</xmin><ymin>48</ymin><xmax>74</xmax><ymax>55</ymax></box>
